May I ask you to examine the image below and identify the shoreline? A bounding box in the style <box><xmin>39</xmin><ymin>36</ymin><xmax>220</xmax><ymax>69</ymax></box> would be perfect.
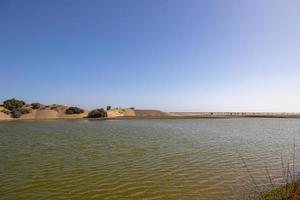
<box><xmin>1</xmin><ymin>99</ymin><xmax>300</xmax><ymax>122</ymax></box>
<box><xmin>1</xmin><ymin>114</ymin><xmax>300</xmax><ymax>122</ymax></box>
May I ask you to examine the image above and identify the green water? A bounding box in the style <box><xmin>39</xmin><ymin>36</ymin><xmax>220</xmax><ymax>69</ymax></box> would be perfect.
<box><xmin>1</xmin><ymin>119</ymin><xmax>300</xmax><ymax>199</ymax></box>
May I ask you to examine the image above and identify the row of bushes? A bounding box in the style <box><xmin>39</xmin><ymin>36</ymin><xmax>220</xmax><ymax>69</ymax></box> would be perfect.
<box><xmin>1</xmin><ymin>98</ymin><xmax>109</xmax><ymax>119</ymax></box>
<box><xmin>31</xmin><ymin>103</ymin><xmax>42</xmax><ymax>109</ymax></box>
<box><xmin>65</xmin><ymin>106</ymin><xmax>107</xmax><ymax>118</ymax></box>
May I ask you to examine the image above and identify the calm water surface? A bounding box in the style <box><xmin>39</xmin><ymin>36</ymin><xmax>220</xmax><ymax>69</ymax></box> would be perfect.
<box><xmin>1</xmin><ymin>119</ymin><xmax>300</xmax><ymax>199</ymax></box>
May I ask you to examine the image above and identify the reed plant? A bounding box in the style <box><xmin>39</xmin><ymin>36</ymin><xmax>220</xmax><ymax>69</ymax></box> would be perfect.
<box><xmin>245</xmin><ymin>138</ymin><xmax>300</xmax><ymax>200</ymax></box>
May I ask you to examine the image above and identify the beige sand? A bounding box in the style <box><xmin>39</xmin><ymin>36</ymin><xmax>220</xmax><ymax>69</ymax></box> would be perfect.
<box><xmin>0</xmin><ymin>106</ymin><xmax>11</xmax><ymax>121</ymax></box>
<box><xmin>0</xmin><ymin>105</ymin><xmax>90</xmax><ymax>121</ymax></box>
<box><xmin>0</xmin><ymin>105</ymin><xmax>171</xmax><ymax>121</ymax></box>
<box><xmin>107</xmin><ymin>109</ymin><xmax>170</xmax><ymax>118</ymax></box>
<box><xmin>107</xmin><ymin>109</ymin><xmax>135</xmax><ymax>118</ymax></box>
<box><xmin>0</xmin><ymin>112</ymin><xmax>11</xmax><ymax>120</ymax></box>
<box><xmin>20</xmin><ymin>105</ymin><xmax>89</xmax><ymax>120</ymax></box>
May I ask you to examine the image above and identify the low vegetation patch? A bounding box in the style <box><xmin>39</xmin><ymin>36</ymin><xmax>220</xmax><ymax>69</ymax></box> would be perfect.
<box><xmin>88</xmin><ymin>108</ymin><xmax>107</xmax><ymax>118</ymax></box>
<box><xmin>249</xmin><ymin>138</ymin><xmax>300</xmax><ymax>200</ymax></box>
<box><xmin>31</xmin><ymin>103</ymin><xmax>42</xmax><ymax>109</ymax></box>
<box><xmin>254</xmin><ymin>182</ymin><xmax>300</xmax><ymax>200</ymax></box>
<box><xmin>65</xmin><ymin>107</ymin><xmax>84</xmax><ymax>114</ymax></box>
<box><xmin>50</xmin><ymin>104</ymin><xmax>57</xmax><ymax>110</ymax></box>
<box><xmin>42</xmin><ymin>105</ymin><xmax>50</xmax><ymax>109</ymax></box>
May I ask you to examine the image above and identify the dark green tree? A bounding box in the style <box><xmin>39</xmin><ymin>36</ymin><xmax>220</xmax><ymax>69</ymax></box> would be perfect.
<box><xmin>3</xmin><ymin>98</ymin><xmax>25</xmax><ymax>111</ymax></box>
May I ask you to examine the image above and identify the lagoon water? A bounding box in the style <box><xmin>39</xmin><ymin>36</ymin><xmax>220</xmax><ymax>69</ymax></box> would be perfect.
<box><xmin>1</xmin><ymin>119</ymin><xmax>300</xmax><ymax>199</ymax></box>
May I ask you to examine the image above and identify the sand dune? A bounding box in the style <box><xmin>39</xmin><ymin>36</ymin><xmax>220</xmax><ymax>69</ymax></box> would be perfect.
<box><xmin>0</xmin><ymin>112</ymin><xmax>11</xmax><ymax>120</ymax></box>
<box><xmin>2</xmin><ymin>104</ymin><xmax>299</xmax><ymax>121</ymax></box>
<box><xmin>0</xmin><ymin>105</ymin><xmax>89</xmax><ymax>121</ymax></box>
<box><xmin>106</xmin><ymin>109</ymin><xmax>170</xmax><ymax>118</ymax></box>
<box><xmin>107</xmin><ymin>109</ymin><xmax>135</xmax><ymax>118</ymax></box>
<box><xmin>0</xmin><ymin>104</ymin><xmax>171</xmax><ymax>121</ymax></box>
<box><xmin>0</xmin><ymin>106</ymin><xmax>11</xmax><ymax>121</ymax></box>
<box><xmin>20</xmin><ymin>109</ymin><xmax>58</xmax><ymax>120</ymax></box>
<box><xmin>21</xmin><ymin>106</ymin><xmax>89</xmax><ymax>120</ymax></box>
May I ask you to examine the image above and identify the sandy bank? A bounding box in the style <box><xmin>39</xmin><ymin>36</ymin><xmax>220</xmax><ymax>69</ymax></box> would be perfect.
<box><xmin>0</xmin><ymin>106</ymin><xmax>171</xmax><ymax>121</ymax></box>
<box><xmin>1</xmin><ymin>105</ymin><xmax>300</xmax><ymax>122</ymax></box>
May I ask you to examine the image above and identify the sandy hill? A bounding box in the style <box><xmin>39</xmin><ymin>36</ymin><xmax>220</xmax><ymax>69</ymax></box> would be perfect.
<box><xmin>107</xmin><ymin>108</ymin><xmax>135</xmax><ymax>118</ymax></box>
<box><xmin>107</xmin><ymin>109</ymin><xmax>170</xmax><ymax>118</ymax></box>
<box><xmin>0</xmin><ymin>106</ymin><xmax>11</xmax><ymax>121</ymax></box>
<box><xmin>0</xmin><ymin>104</ymin><xmax>171</xmax><ymax>121</ymax></box>
<box><xmin>20</xmin><ymin>105</ymin><xmax>89</xmax><ymax>120</ymax></box>
<box><xmin>0</xmin><ymin>105</ymin><xmax>89</xmax><ymax>121</ymax></box>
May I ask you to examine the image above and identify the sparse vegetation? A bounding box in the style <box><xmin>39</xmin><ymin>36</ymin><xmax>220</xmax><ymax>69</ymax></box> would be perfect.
<box><xmin>106</xmin><ymin>106</ymin><xmax>111</xmax><ymax>110</ymax></box>
<box><xmin>254</xmin><ymin>183</ymin><xmax>300</xmax><ymax>200</ymax></box>
<box><xmin>249</xmin><ymin>139</ymin><xmax>300</xmax><ymax>200</ymax></box>
<box><xmin>88</xmin><ymin>108</ymin><xmax>107</xmax><ymax>118</ymax></box>
<box><xmin>130</xmin><ymin>107</ymin><xmax>135</xmax><ymax>110</ymax></box>
<box><xmin>3</xmin><ymin>98</ymin><xmax>25</xmax><ymax>111</ymax></box>
<box><xmin>1</xmin><ymin>110</ymin><xmax>10</xmax><ymax>115</ymax></box>
<box><xmin>19</xmin><ymin>108</ymin><xmax>31</xmax><ymax>115</ymax></box>
<box><xmin>50</xmin><ymin>104</ymin><xmax>60</xmax><ymax>111</ymax></box>
<box><xmin>42</xmin><ymin>105</ymin><xmax>50</xmax><ymax>109</ymax></box>
<box><xmin>65</xmin><ymin>107</ymin><xmax>84</xmax><ymax>114</ymax></box>
<box><xmin>31</xmin><ymin>103</ymin><xmax>41</xmax><ymax>109</ymax></box>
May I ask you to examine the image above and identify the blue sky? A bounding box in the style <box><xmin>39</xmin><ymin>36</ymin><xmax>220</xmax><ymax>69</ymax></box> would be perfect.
<box><xmin>1</xmin><ymin>0</ymin><xmax>300</xmax><ymax>112</ymax></box>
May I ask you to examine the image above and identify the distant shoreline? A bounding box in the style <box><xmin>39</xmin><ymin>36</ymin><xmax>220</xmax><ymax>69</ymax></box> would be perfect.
<box><xmin>1</xmin><ymin>113</ymin><xmax>300</xmax><ymax>122</ymax></box>
<box><xmin>1</xmin><ymin>99</ymin><xmax>300</xmax><ymax>122</ymax></box>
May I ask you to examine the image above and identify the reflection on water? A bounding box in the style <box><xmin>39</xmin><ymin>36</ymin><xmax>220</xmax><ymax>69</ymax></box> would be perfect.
<box><xmin>1</xmin><ymin>119</ymin><xmax>300</xmax><ymax>199</ymax></box>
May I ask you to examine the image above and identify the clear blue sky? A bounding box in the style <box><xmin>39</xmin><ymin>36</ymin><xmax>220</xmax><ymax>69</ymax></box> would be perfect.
<box><xmin>1</xmin><ymin>0</ymin><xmax>300</xmax><ymax>112</ymax></box>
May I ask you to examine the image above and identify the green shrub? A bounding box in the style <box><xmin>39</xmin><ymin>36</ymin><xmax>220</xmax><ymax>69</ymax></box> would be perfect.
<box><xmin>106</xmin><ymin>106</ymin><xmax>111</xmax><ymax>110</ymax></box>
<box><xmin>3</xmin><ymin>98</ymin><xmax>25</xmax><ymax>111</ymax></box>
<box><xmin>130</xmin><ymin>107</ymin><xmax>135</xmax><ymax>110</ymax></box>
<box><xmin>65</xmin><ymin>107</ymin><xmax>84</xmax><ymax>114</ymax></box>
<box><xmin>11</xmin><ymin>110</ymin><xmax>22</xmax><ymax>118</ymax></box>
<box><xmin>254</xmin><ymin>183</ymin><xmax>299</xmax><ymax>200</ymax></box>
<box><xmin>88</xmin><ymin>108</ymin><xmax>107</xmax><ymax>118</ymax></box>
<box><xmin>31</xmin><ymin>103</ymin><xmax>41</xmax><ymax>109</ymax></box>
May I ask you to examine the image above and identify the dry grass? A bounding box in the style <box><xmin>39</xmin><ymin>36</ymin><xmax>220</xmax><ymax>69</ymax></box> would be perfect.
<box><xmin>248</xmin><ymin>138</ymin><xmax>300</xmax><ymax>200</ymax></box>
